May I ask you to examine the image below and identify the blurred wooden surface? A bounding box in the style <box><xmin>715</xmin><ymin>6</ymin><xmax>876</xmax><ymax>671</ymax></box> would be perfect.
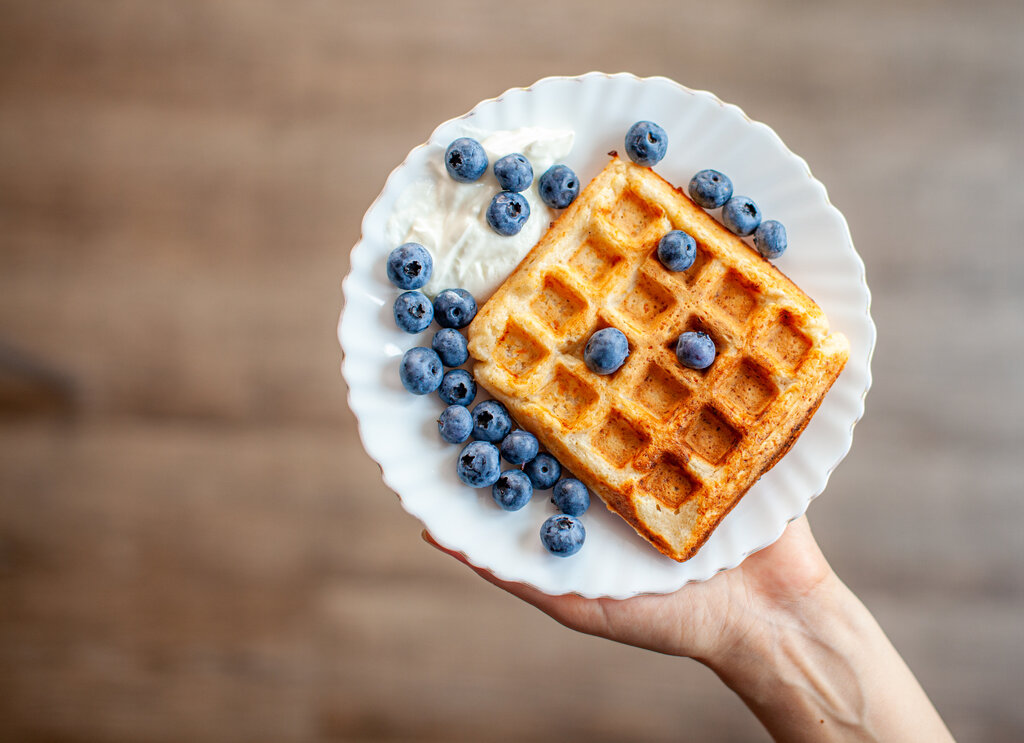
<box><xmin>1</xmin><ymin>1</ymin><xmax>1023</xmax><ymax>741</ymax></box>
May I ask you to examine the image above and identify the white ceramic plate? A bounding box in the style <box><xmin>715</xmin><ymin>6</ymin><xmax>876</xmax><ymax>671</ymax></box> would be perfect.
<box><xmin>339</xmin><ymin>72</ymin><xmax>875</xmax><ymax>598</ymax></box>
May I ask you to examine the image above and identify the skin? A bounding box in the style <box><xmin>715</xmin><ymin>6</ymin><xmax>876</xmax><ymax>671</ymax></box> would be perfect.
<box><xmin>424</xmin><ymin>516</ymin><xmax>956</xmax><ymax>742</ymax></box>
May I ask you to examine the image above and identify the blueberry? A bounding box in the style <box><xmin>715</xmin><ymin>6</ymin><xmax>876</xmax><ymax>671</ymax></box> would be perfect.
<box><xmin>393</xmin><ymin>291</ymin><xmax>434</xmax><ymax>334</ymax></box>
<box><xmin>491</xmin><ymin>469</ymin><xmax>534</xmax><ymax>512</ymax></box>
<box><xmin>552</xmin><ymin>478</ymin><xmax>590</xmax><ymax>517</ymax></box>
<box><xmin>493</xmin><ymin>153</ymin><xmax>533</xmax><ymax>192</ymax></box>
<box><xmin>753</xmin><ymin>220</ymin><xmax>787</xmax><ymax>260</ymax></box>
<box><xmin>386</xmin><ymin>242</ymin><xmax>433</xmax><ymax>290</ymax></box>
<box><xmin>438</xmin><ymin>369</ymin><xmax>476</xmax><ymax>407</ymax></box>
<box><xmin>399</xmin><ymin>347</ymin><xmax>443</xmax><ymax>395</ymax></box>
<box><xmin>524</xmin><ymin>453</ymin><xmax>561</xmax><ymax>490</ymax></box>
<box><xmin>499</xmin><ymin>430</ymin><xmax>539</xmax><ymax>465</ymax></box>
<box><xmin>583</xmin><ymin>327</ymin><xmax>629</xmax><ymax>375</ymax></box>
<box><xmin>431</xmin><ymin>328</ymin><xmax>469</xmax><ymax>367</ymax></box>
<box><xmin>657</xmin><ymin>230</ymin><xmax>697</xmax><ymax>272</ymax></box>
<box><xmin>445</xmin><ymin>137</ymin><xmax>487</xmax><ymax>183</ymax></box>
<box><xmin>433</xmin><ymin>288</ymin><xmax>477</xmax><ymax>329</ymax></box>
<box><xmin>540</xmin><ymin>514</ymin><xmax>586</xmax><ymax>557</ymax></box>
<box><xmin>437</xmin><ymin>405</ymin><xmax>473</xmax><ymax>444</ymax></box>
<box><xmin>688</xmin><ymin>169</ymin><xmax>733</xmax><ymax>209</ymax></box>
<box><xmin>538</xmin><ymin>164</ymin><xmax>580</xmax><ymax>209</ymax></box>
<box><xmin>624</xmin><ymin>121</ymin><xmax>668</xmax><ymax>167</ymax></box>
<box><xmin>676</xmin><ymin>331</ymin><xmax>716</xmax><ymax>370</ymax></box>
<box><xmin>471</xmin><ymin>399</ymin><xmax>512</xmax><ymax>443</ymax></box>
<box><xmin>456</xmin><ymin>441</ymin><xmax>501</xmax><ymax>488</ymax></box>
<box><xmin>721</xmin><ymin>196</ymin><xmax>763</xmax><ymax>236</ymax></box>
<box><xmin>486</xmin><ymin>191</ymin><xmax>530</xmax><ymax>236</ymax></box>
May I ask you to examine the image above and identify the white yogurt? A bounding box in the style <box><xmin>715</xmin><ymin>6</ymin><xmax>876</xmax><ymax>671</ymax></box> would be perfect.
<box><xmin>386</xmin><ymin>127</ymin><xmax>575</xmax><ymax>300</ymax></box>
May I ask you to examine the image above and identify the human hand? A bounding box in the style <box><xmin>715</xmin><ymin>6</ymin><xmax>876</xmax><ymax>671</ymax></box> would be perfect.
<box><xmin>425</xmin><ymin>515</ymin><xmax>956</xmax><ymax>741</ymax></box>
<box><xmin>424</xmin><ymin>514</ymin><xmax>833</xmax><ymax>666</ymax></box>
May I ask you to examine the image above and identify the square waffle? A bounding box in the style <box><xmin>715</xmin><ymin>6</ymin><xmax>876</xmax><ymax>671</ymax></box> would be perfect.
<box><xmin>467</xmin><ymin>157</ymin><xmax>849</xmax><ymax>562</ymax></box>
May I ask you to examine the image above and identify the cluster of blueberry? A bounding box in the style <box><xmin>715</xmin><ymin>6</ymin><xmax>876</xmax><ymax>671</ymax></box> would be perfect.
<box><xmin>387</xmin><ymin>239</ymin><xmax>589</xmax><ymax>557</ymax></box>
<box><xmin>688</xmin><ymin>169</ymin><xmax>787</xmax><ymax>260</ymax></box>
<box><xmin>622</xmin><ymin>120</ymin><xmax>787</xmax><ymax>261</ymax></box>
<box><xmin>453</xmin><ymin>401</ymin><xmax>589</xmax><ymax>557</ymax></box>
<box><xmin>443</xmin><ymin>137</ymin><xmax>581</xmax><ymax>237</ymax></box>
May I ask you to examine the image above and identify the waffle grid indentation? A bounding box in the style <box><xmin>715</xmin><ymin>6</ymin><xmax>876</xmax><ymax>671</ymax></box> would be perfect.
<box><xmin>569</xmin><ymin>237</ymin><xmax>624</xmax><ymax>288</ymax></box>
<box><xmin>760</xmin><ymin>310</ymin><xmax>812</xmax><ymax>372</ymax></box>
<box><xmin>638</xmin><ymin>455</ymin><xmax>700</xmax><ymax>510</ymax></box>
<box><xmin>609</xmin><ymin>189</ymin><xmax>661</xmax><ymax>237</ymax></box>
<box><xmin>531</xmin><ymin>273</ymin><xmax>587</xmax><ymax>335</ymax></box>
<box><xmin>494</xmin><ymin>320</ymin><xmax>548</xmax><ymax>377</ymax></box>
<box><xmin>719</xmin><ymin>358</ymin><xmax>778</xmax><ymax>419</ymax></box>
<box><xmin>593</xmin><ymin>411</ymin><xmax>649</xmax><ymax>467</ymax></box>
<box><xmin>682</xmin><ymin>405</ymin><xmax>741</xmax><ymax>465</ymax></box>
<box><xmin>538</xmin><ymin>364</ymin><xmax>599</xmax><ymax>426</ymax></box>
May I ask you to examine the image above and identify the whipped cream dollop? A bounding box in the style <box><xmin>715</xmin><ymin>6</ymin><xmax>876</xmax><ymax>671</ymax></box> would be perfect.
<box><xmin>385</xmin><ymin>127</ymin><xmax>575</xmax><ymax>300</ymax></box>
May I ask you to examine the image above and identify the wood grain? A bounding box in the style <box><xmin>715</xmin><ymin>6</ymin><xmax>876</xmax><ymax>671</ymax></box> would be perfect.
<box><xmin>1</xmin><ymin>1</ymin><xmax>1022</xmax><ymax>740</ymax></box>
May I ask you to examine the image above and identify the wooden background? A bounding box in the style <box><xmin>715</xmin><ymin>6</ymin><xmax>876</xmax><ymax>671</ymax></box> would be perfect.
<box><xmin>1</xmin><ymin>1</ymin><xmax>1022</xmax><ymax>740</ymax></box>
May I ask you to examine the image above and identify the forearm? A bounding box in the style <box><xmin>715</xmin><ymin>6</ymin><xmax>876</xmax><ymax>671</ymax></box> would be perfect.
<box><xmin>708</xmin><ymin>575</ymin><xmax>955</xmax><ymax>742</ymax></box>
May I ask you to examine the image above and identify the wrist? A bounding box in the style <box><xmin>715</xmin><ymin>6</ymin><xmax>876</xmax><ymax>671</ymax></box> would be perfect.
<box><xmin>704</xmin><ymin>573</ymin><xmax>955</xmax><ymax>742</ymax></box>
<box><xmin>710</xmin><ymin>573</ymin><xmax>876</xmax><ymax>738</ymax></box>
<box><xmin>704</xmin><ymin>567</ymin><xmax>849</xmax><ymax>681</ymax></box>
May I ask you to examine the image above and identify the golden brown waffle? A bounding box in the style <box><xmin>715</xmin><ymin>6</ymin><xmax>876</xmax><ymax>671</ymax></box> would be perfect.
<box><xmin>467</xmin><ymin>157</ymin><xmax>849</xmax><ymax>562</ymax></box>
